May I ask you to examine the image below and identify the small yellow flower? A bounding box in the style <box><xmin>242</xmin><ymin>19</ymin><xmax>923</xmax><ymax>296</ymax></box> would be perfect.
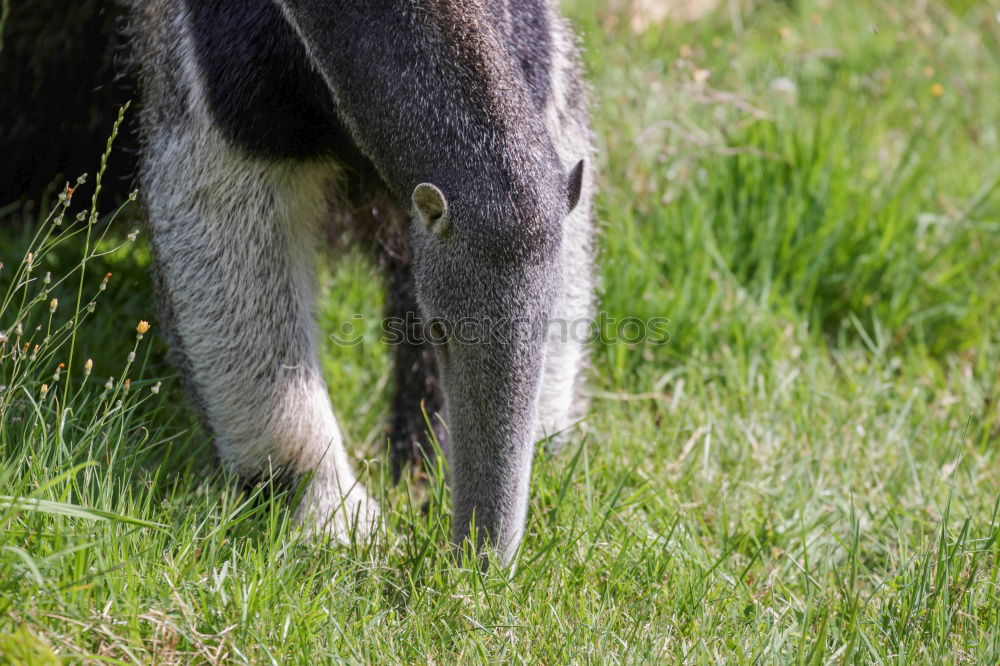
<box><xmin>136</xmin><ymin>320</ymin><xmax>151</xmax><ymax>336</ymax></box>
<box><xmin>931</xmin><ymin>83</ymin><xmax>944</xmax><ymax>98</ymax></box>
<box><xmin>49</xmin><ymin>298</ymin><xmax>58</xmax><ymax>314</ymax></box>
<box><xmin>84</xmin><ymin>358</ymin><xmax>93</xmax><ymax>377</ymax></box>
<box><xmin>124</xmin><ymin>378</ymin><xmax>131</xmax><ymax>393</ymax></box>
<box><xmin>779</xmin><ymin>26</ymin><xmax>792</xmax><ymax>39</ymax></box>
<box><xmin>40</xmin><ymin>384</ymin><xmax>49</xmax><ymax>398</ymax></box>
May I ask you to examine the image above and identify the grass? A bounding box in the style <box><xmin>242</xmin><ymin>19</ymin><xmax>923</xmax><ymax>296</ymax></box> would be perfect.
<box><xmin>2</xmin><ymin>0</ymin><xmax>999</xmax><ymax>662</ymax></box>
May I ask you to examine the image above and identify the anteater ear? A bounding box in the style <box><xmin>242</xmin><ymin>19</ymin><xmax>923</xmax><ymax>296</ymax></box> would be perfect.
<box><xmin>412</xmin><ymin>182</ymin><xmax>450</xmax><ymax>236</ymax></box>
<box><xmin>566</xmin><ymin>159</ymin><xmax>585</xmax><ymax>214</ymax></box>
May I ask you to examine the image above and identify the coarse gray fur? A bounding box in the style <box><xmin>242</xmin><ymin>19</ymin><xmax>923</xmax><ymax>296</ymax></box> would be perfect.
<box><xmin>132</xmin><ymin>0</ymin><xmax>595</xmax><ymax>562</ymax></box>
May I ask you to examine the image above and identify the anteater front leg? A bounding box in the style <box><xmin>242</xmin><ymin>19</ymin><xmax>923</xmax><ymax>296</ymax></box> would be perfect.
<box><xmin>381</xmin><ymin>239</ymin><xmax>447</xmax><ymax>481</ymax></box>
<box><xmin>140</xmin><ymin>103</ymin><xmax>378</xmax><ymax>543</ymax></box>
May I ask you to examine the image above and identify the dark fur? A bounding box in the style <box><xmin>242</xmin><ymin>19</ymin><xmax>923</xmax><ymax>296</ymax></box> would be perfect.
<box><xmin>0</xmin><ymin>0</ymin><xmax>137</xmax><ymax>204</ymax></box>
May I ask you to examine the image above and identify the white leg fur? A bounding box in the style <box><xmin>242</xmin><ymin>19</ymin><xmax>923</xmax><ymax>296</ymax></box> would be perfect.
<box><xmin>139</xmin><ymin>16</ymin><xmax>378</xmax><ymax>541</ymax></box>
<box><xmin>535</xmin><ymin>13</ymin><xmax>596</xmax><ymax>445</ymax></box>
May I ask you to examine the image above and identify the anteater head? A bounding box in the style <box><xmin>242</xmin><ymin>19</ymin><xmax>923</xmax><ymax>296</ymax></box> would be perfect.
<box><xmin>407</xmin><ymin>156</ymin><xmax>585</xmax><ymax>563</ymax></box>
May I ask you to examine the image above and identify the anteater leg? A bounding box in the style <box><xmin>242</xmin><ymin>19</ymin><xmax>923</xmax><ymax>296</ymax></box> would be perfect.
<box><xmin>139</xmin><ymin>63</ymin><xmax>377</xmax><ymax>542</ymax></box>
<box><xmin>379</xmin><ymin>229</ymin><xmax>447</xmax><ymax>481</ymax></box>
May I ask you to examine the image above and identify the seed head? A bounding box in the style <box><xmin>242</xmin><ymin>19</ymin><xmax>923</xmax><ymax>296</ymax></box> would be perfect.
<box><xmin>151</xmin><ymin>381</ymin><xmax>162</xmax><ymax>395</ymax></box>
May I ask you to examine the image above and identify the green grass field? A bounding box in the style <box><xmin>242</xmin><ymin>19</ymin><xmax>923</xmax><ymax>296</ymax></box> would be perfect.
<box><xmin>2</xmin><ymin>0</ymin><xmax>999</xmax><ymax>662</ymax></box>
